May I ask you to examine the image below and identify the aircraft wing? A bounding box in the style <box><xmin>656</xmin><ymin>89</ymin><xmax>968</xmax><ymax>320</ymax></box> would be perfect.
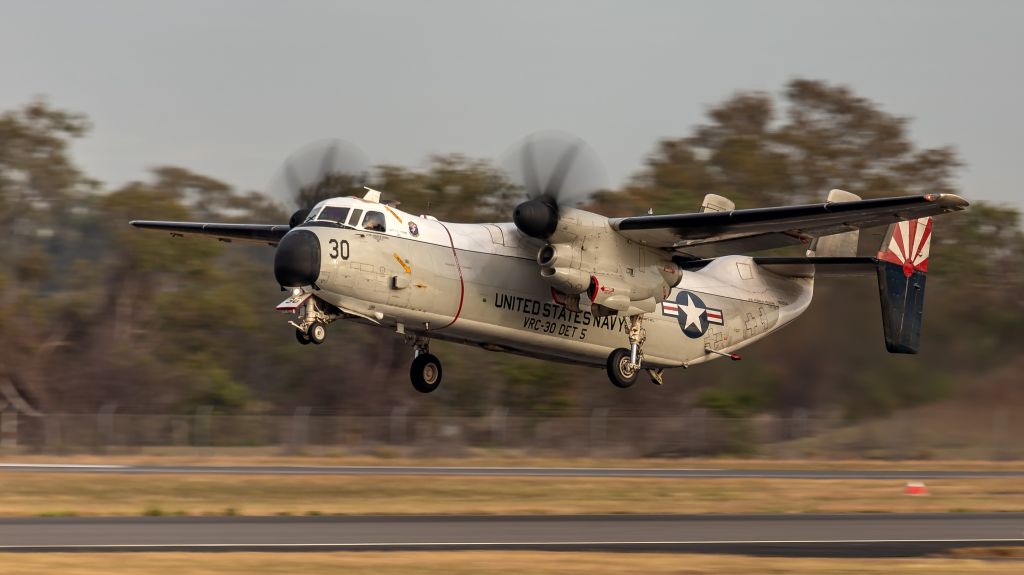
<box><xmin>610</xmin><ymin>193</ymin><xmax>969</xmax><ymax>259</ymax></box>
<box><xmin>129</xmin><ymin>220</ymin><xmax>290</xmax><ymax>245</ymax></box>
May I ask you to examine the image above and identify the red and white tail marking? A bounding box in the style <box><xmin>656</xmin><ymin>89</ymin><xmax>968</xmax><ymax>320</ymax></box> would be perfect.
<box><xmin>878</xmin><ymin>217</ymin><xmax>933</xmax><ymax>277</ymax></box>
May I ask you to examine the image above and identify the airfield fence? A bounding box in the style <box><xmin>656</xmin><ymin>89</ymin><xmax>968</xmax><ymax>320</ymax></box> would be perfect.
<box><xmin>3</xmin><ymin>407</ymin><xmax>1021</xmax><ymax>460</ymax></box>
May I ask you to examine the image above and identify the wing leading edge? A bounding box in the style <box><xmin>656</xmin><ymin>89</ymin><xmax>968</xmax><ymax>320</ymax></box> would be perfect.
<box><xmin>611</xmin><ymin>193</ymin><xmax>968</xmax><ymax>259</ymax></box>
<box><xmin>129</xmin><ymin>221</ymin><xmax>290</xmax><ymax>245</ymax></box>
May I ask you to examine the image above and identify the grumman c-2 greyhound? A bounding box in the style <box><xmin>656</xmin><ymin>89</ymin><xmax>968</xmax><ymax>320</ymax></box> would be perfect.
<box><xmin>131</xmin><ymin>140</ymin><xmax>969</xmax><ymax>393</ymax></box>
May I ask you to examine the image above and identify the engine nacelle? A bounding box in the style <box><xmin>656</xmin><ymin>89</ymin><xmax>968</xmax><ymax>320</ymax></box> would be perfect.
<box><xmin>540</xmin><ymin>266</ymin><xmax>591</xmax><ymax>294</ymax></box>
<box><xmin>521</xmin><ymin>208</ymin><xmax>683</xmax><ymax>314</ymax></box>
<box><xmin>588</xmin><ymin>275</ymin><xmax>632</xmax><ymax>311</ymax></box>
<box><xmin>537</xmin><ymin>243</ymin><xmax>580</xmax><ymax>268</ymax></box>
<box><xmin>537</xmin><ymin>243</ymin><xmax>588</xmax><ymax>294</ymax></box>
<box><xmin>289</xmin><ymin>208</ymin><xmax>310</xmax><ymax>228</ymax></box>
<box><xmin>587</xmin><ymin>273</ymin><xmax>665</xmax><ymax>316</ymax></box>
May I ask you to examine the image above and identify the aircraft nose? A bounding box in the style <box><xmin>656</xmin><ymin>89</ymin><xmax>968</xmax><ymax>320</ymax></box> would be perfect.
<box><xmin>274</xmin><ymin>230</ymin><xmax>320</xmax><ymax>287</ymax></box>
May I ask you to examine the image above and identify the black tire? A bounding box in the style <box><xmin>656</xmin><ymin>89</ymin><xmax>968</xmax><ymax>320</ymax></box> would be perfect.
<box><xmin>606</xmin><ymin>348</ymin><xmax>638</xmax><ymax>388</ymax></box>
<box><xmin>295</xmin><ymin>328</ymin><xmax>311</xmax><ymax>345</ymax></box>
<box><xmin>307</xmin><ymin>321</ymin><xmax>327</xmax><ymax>345</ymax></box>
<box><xmin>410</xmin><ymin>353</ymin><xmax>442</xmax><ymax>393</ymax></box>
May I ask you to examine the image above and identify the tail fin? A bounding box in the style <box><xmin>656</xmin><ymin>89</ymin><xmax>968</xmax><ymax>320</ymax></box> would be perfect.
<box><xmin>875</xmin><ymin>217</ymin><xmax>933</xmax><ymax>353</ymax></box>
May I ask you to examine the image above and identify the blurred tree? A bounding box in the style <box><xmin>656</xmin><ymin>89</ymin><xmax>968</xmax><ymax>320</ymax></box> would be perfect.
<box><xmin>590</xmin><ymin>79</ymin><xmax>961</xmax><ymax>216</ymax></box>
<box><xmin>1</xmin><ymin>80</ymin><xmax>1020</xmax><ymax>428</ymax></box>
<box><xmin>586</xmin><ymin>79</ymin><xmax>1017</xmax><ymax>419</ymax></box>
<box><xmin>374</xmin><ymin>155</ymin><xmax>521</xmax><ymax>222</ymax></box>
<box><xmin>0</xmin><ymin>100</ymin><xmax>96</xmax><ymax>410</ymax></box>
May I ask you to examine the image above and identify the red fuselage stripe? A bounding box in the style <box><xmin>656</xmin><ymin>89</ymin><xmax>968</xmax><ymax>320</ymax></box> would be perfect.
<box><xmin>435</xmin><ymin>221</ymin><xmax>464</xmax><ymax>330</ymax></box>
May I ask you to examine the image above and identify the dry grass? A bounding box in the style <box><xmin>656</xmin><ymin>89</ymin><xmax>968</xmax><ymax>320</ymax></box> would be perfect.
<box><xmin>945</xmin><ymin>546</ymin><xmax>1024</xmax><ymax>559</ymax></box>
<box><xmin>3</xmin><ymin>451</ymin><xmax>1024</xmax><ymax>471</ymax></box>
<box><xmin>3</xmin><ymin>552</ymin><xmax>1023</xmax><ymax>575</ymax></box>
<box><xmin>1</xmin><ymin>473</ymin><xmax>1023</xmax><ymax>516</ymax></box>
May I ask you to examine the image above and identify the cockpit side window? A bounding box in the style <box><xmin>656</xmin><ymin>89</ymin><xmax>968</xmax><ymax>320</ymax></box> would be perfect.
<box><xmin>304</xmin><ymin>206</ymin><xmax>323</xmax><ymax>223</ymax></box>
<box><xmin>316</xmin><ymin>206</ymin><xmax>350</xmax><ymax>225</ymax></box>
<box><xmin>363</xmin><ymin>211</ymin><xmax>386</xmax><ymax>232</ymax></box>
<box><xmin>347</xmin><ymin>209</ymin><xmax>364</xmax><ymax>227</ymax></box>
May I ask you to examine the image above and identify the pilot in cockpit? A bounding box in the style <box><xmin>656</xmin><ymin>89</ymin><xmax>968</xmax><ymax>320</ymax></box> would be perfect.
<box><xmin>362</xmin><ymin>211</ymin><xmax>386</xmax><ymax>232</ymax></box>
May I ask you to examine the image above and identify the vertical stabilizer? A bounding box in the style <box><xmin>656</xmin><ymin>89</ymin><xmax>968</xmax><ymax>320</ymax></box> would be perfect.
<box><xmin>699</xmin><ymin>194</ymin><xmax>735</xmax><ymax>213</ymax></box>
<box><xmin>875</xmin><ymin>217</ymin><xmax>933</xmax><ymax>353</ymax></box>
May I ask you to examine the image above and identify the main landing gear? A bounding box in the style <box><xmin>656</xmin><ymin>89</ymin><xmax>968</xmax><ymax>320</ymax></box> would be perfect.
<box><xmin>606</xmin><ymin>314</ymin><xmax>664</xmax><ymax>388</ymax></box>
<box><xmin>410</xmin><ymin>336</ymin><xmax>442</xmax><ymax>393</ymax></box>
<box><xmin>606</xmin><ymin>348</ymin><xmax>638</xmax><ymax>388</ymax></box>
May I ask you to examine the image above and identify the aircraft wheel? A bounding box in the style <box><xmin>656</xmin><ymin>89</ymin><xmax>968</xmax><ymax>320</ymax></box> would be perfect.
<box><xmin>606</xmin><ymin>348</ymin><xmax>638</xmax><ymax>389</ymax></box>
<box><xmin>295</xmin><ymin>328</ymin><xmax>311</xmax><ymax>345</ymax></box>
<box><xmin>410</xmin><ymin>353</ymin><xmax>442</xmax><ymax>393</ymax></box>
<box><xmin>307</xmin><ymin>321</ymin><xmax>327</xmax><ymax>345</ymax></box>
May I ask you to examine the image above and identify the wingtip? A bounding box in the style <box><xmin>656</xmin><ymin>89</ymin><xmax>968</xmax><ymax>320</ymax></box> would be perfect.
<box><xmin>925</xmin><ymin>193</ymin><xmax>970</xmax><ymax>210</ymax></box>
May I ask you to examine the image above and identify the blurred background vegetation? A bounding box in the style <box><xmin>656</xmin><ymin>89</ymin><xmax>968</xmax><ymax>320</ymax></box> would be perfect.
<box><xmin>2</xmin><ymin>79</ymin><xmax>1021</xmax><ymax>421</ymax></box>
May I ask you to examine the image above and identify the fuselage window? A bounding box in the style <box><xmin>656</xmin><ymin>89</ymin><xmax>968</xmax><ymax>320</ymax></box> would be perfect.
<box><xmin>363</xmin><ymin>211</ymin><xmax>386</xmax><ymax>232</ymax></box>
<box><xmin>347</xmin><ymin>209</ymin><xmax>364</xmax><ymax>228</ymax></box>
<box><xmin>316</xmin><ymin>206</ymin><xmax>350</xmax><ymax>225</ymax></box>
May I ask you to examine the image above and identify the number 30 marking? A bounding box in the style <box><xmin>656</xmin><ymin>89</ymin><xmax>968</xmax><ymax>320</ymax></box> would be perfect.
<box><xmin>329</xmin><ymin>239</ymin><xmax>349</xmax><ymax>260</ymax></box>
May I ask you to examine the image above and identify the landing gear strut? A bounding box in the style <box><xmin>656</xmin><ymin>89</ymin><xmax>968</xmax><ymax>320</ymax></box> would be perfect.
<box><xmin>606</xmin><ymin>315</ymin><xmax>646</xmax><ymax>387</ymax></box>
<box><xmin>289</xmin><ymin>297</ymin><xmax>333</xmax><ymax>345</ymax></box>
<box><xmin>607</xmin><ymin>314</ymin><xmax>664</xmax><ymax>387</ymax></box>
<box><xmin>627</xmin><ymin>314</ymin><xmax>646</xmax><ymax>370</ymax></box>
<box><xmin>409</xmin><ymin>336</ymin><xmax>442</xmax><ymax>393</ymax></box>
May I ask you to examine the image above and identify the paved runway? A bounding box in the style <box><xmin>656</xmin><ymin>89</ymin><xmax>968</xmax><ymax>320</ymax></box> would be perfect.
<box><xmin>0</xmin><ymin>514</ymin><xmax>1021</xmax><ymax>556</ymax></box>
<box><xmin>2</xmin><ymin>463</ymin><xmax>1023</xmax><ymax>479</ymax></box>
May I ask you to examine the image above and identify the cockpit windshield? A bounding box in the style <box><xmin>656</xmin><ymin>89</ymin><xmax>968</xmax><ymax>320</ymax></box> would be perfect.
<box><xmin>316</xmin><ymin>206</ymin><xmax>351</xmax><ymax>225</ymax></box>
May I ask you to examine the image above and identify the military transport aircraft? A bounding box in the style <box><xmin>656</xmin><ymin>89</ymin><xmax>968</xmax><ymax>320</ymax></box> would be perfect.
<box><xmin>131</xmin><ymin>138</ymin><xmax>968</xmax><ymax>392</ymax></box>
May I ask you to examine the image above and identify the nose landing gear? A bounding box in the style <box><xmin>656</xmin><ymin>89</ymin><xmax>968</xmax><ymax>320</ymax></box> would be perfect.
<box><xmin>307</xmin><ymin>321</ymin><xmax>327</xmax><ymax>344</ymax></box>
<box><xmin>287</xmin><ymin>296</ymin><xmax>334</xmax><ymax>345</ymax></box>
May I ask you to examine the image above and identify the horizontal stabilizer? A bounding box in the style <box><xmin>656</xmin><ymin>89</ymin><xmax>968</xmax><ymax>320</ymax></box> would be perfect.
<box><xmin>755</xmin><ymin>216</ymin><xmax>935</xmax><ymax>354</ymax></box>
<box><xmin>752</xmin><ymin>256</ymin><xmax>877</xmax><ymax>278</ymax></box>
<box><xmin>752</xmin><ymin>255</ymin><xmax>927</xmax><ymax>353</ymax></box>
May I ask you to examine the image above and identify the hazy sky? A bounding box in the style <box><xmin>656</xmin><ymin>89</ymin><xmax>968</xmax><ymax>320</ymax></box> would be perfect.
<box><xmin>2</xmin><ymin>0</ymin><xmax>1021</xmax><ymax>210</ymax></box>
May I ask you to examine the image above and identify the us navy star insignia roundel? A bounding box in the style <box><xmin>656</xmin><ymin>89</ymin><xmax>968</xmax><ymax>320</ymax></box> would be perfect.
<box><xmin>661</xmin><ymin>291</ymin><xmax>724</xmax><ymax>338</ymax></box>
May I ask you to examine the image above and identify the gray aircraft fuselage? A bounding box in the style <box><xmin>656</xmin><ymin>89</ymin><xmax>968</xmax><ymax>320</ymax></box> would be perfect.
<box><xmin>287</xmin><ymin>196</ymin><xmax>810</xmax><ymax>369</ymax></box>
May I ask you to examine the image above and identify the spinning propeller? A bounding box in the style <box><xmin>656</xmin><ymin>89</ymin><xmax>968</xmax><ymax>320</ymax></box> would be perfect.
<box><xmin>503</xmin><ymin>132</ymin><xmax>606</xmax><ymax>239</ymax></box>
<box><xmin>267</xmin><ymin>139</ymin><xmax>372</xmax><ymax>228</ymax></box>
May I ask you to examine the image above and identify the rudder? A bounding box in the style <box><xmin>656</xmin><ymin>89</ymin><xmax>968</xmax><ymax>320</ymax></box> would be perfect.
<box><xmin>876</xmin><ymin>217</ymin><xmax>933</xmax><ymax>353</ymax></box>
